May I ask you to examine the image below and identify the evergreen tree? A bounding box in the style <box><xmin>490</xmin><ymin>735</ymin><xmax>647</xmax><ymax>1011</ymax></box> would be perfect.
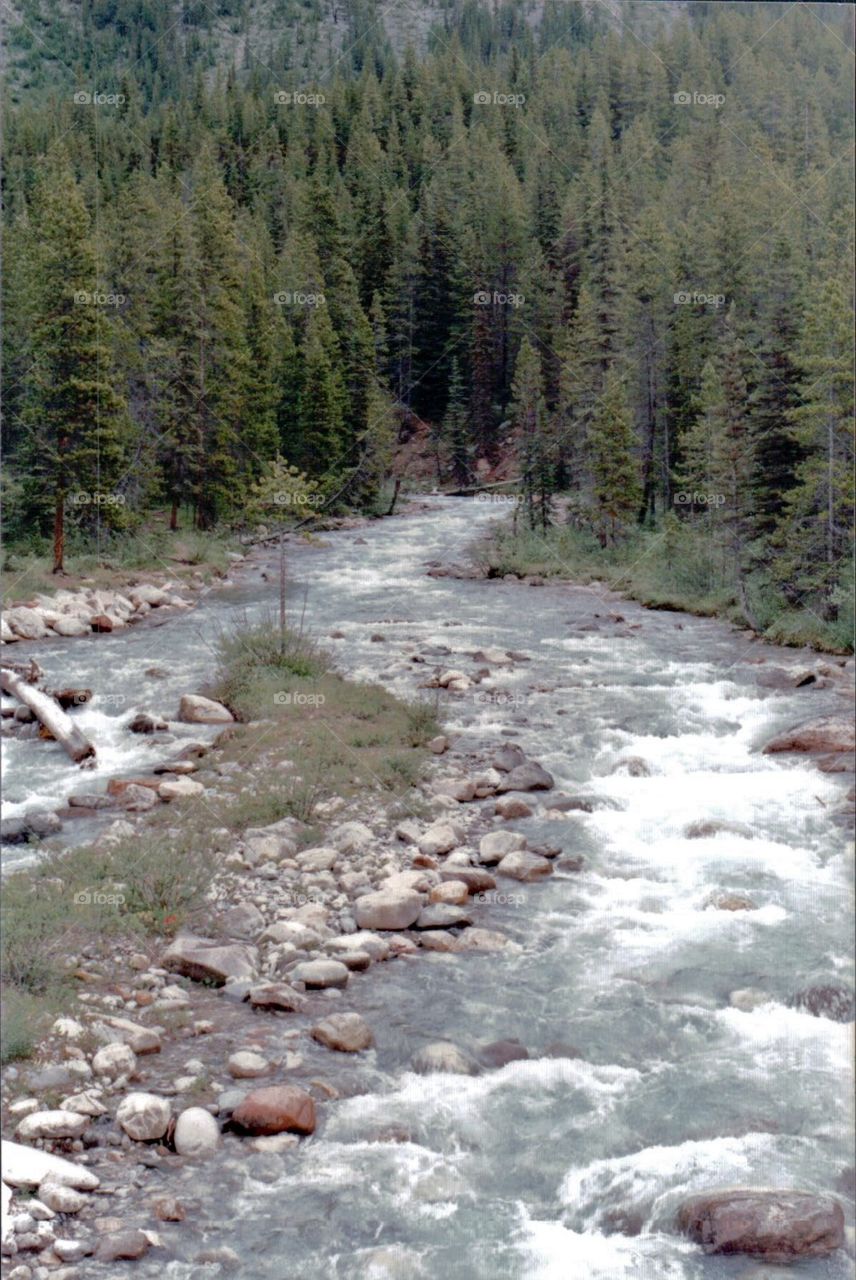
<box><xmin>510</xmin><ymin>338</ymin><xmax>551</xmax><ymax>532</ymax></box>
<box><xmin>18</xmin><ymin>152</ymin><xmax>129</xmax><ymax>572</ymax></box>
<box><xmin>587</xmin><ymin>373</ymin><xmax>641</xmax><ymax>545</ymax></box>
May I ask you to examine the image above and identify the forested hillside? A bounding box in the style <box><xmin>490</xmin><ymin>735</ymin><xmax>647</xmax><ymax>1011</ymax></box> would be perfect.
<box><xmin>2</xmin><ymin>0</ymin><xmax>853</xmax><ymax>645</ymax></box>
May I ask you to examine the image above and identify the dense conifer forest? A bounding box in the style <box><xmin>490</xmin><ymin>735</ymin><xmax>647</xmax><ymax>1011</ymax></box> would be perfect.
<box><xmin>2</xmin><ymin>0</ymin><xmax>853</xmax><ymax>646</ymax></box>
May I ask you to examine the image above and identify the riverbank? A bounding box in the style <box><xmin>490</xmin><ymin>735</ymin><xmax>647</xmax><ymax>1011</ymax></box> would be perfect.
<box><xmin>467</xmin><ymin>510</ymin><xmax>855</xmax><ymax>655</ymax></box>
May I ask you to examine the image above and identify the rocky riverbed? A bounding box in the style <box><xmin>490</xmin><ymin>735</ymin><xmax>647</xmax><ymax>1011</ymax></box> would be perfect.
<box><xmin>2</xmin><ymin>498</ymin><xmax>854</xmax><ymax>1279</ymax></box>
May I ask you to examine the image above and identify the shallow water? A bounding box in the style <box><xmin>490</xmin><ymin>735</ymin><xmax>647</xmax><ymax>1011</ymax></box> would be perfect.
<box><xmin>2</xmin><ymin>499</ymin><xmax>853</xmax><ymax>1277</ymax></box>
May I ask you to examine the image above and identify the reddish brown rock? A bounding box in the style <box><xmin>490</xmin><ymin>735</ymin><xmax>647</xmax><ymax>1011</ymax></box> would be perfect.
<box><xmin>762</xmin><ymin>716</ymin><xmax>855</xmax><ymax>755</ymax></box>
<box><xmin>230</xmin><ymin>1085</ymin><xmax>316</xmax><ymax>1136</ymax></box>
<box><xmin>90</xmin><ymin>614</ymin><xmax>114</xmax><ymax>633</ymax></box>
<box><xmin>107</xmin><ymin>776</ymin><xmax>161</xmax><ymax>797</ymax></box>
<box><xmin>677</xmin><ymin>1189</ymin><xmax>845</xmax><ymax>1261</ymax></box>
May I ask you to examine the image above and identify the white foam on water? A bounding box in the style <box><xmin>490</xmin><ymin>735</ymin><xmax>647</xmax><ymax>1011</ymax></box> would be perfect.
<box><xmin>557</xmin><ymin>1133</ymin><xmax>820</xmax><ymax>1232</ymax></box>
<box><xmin>717</xmin><ymin>1003</ymin><xmax>854</xmax><ymax>1087</ymax></box>
<box><xmin>515</xmin><ymin>1216</ymin><xmax>702</xmax><ymax>1279</ymax></box>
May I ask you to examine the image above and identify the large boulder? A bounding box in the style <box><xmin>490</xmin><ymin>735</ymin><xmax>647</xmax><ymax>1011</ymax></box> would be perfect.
<box><xmin>354</xmin><ymin>889</ymin><xmax>423</xmax><ymax>931</ymax></box>
<box><xmin>762</xmin><ymin>716</ymin><xmax>855</xmax><ymax>754</ymax></box>
<box><xmin>116</xmin><ymin>1093</ymin><xmax>171</xmax><ymax>1141</ymax></box>
<box><xmin>158</xmin><ymin>777</ymin><xmax>205</xmax><ymax>801</ymax></box>
<box><xmin>491</xmin><ymin>744</ymin><xmax>527</xmax><ymax>772</ymax></box>
<box><xmin>0</xmin><ymin>1141</ymin><xmax>100</xmax><ymax>1190</ymax></box>
<box><xmin>4</xmin><ymin>607</ymin><xmax>48</xmax><ymax>640</ymax></box>
<box><xmin>311</xmin><ymin>1012</ymin><xmax>374</xmax><ymax>1053</ymax></box>
<box><xmin>417</xmin><ymin>823</ymin><xmax>459</xmax><ymax>857</ymax></box>
<box><xmin>676</xmin><ymin>1189</ymin><xmax>845</xmax><ymax>1261</ymax></box>
<box><xmin>179</xmin><ymin>694</ymin><xmax>234</xmax><ymax>724</ymax></box>
<box><xmin>162</xmin><ymin>934</ymin><xmax>258</xmax><ymax>986</ymax></box>
<box><xmin>495</xmin><ymin>761</ymin><xmax>554</xmax><ymax>793</ymax></box>
<box><xmin>230</xmin><ymin>1086</ymin><xmax>316</xmax><ymax>1136</ymax></box>
<box><xmin>52</xmin><ymin>616</ymin><xmax>90</xmax><ymax>638</ymax></box>
<box><xmin>174</xmin><ymin>1106</ymin><xmax>220</xmax><ymax>1157</ymax></box>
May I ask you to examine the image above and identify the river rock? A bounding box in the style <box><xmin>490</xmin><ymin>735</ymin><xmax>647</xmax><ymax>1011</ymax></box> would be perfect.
<box><xmin>491</xmin><ymin>744</ymin><xmax>527</xmax><ymax>772</ymax></box>
<box><xmin>116</xmin><ymin>1093</ymin><xmax>171</xmax><ymax>1141</ymax></box>
<box><xmin>709</xmin><ymin>893</ymin><xmax>756</xmax><ymax>911</ymax></box>
<box><xmin>478</xmin><ymin>830</ymin><xmax>527</xmax><ymax>864</ymax></box>
<box><xmin>92</xmin><ymin>1042</ymin><xmax>136</xmax><ymax>1078</ymax></box>
<box><xmin>90</xmin><ymin>613</ymin><xmax>115</xmax><ymax>632</ymax></box>
<box><xmin>0</xmin><ymin>1141</ymin><xmax>100</xmax><ymax>1191</ymax></box>
<box><xmin>354</xmin><ymin>889</ymin><xmax>423</xmax><ymax>931</ymax></box>
<box><xmin>247</xmin><ymin>982</ymin><xmax>307</xmax><ymax>1012</ymax></box>
<box><xmin>790</xmin><ymin>984</ymin><xmax>855</xmax><ymax>1022</ymax></box>
<box><xmin>416</xmin><ymin>903</ymin><xmax>471</xmax><ymax>929</ymax></box>
<box><xmin>158</xmin><ymin>777</ymin><xmax>204</xmax><ymax>801</ymax></box>
<box><xmin>15</xmin><ymin>1111</ymin><xmax>89</xmax><ymax>1141</ymax></box>
<box><xmin>230</xmin><ymin>1086</ymin><xmax>316</xmax><ymax>1136</ymax></box>
<box><xmin>762</xmin><ymin>716</ymin><xmax>856</xmax><ymax>754</ymax></box>
<box><xmin>411</xmin><ymin>1042</ymin><xmax>479</xmax><ymax>1075</ymax></box>
<box><xmin>130</xmin><ymin>584</ymin><xmax>172</xmax><ymax>607</ymax></box>
<box><xmin>326</xmin><ymin>932</ymin><xmax>390</xmax><ymax>963</ymax></box>
<box><xmin>60</xmin><ymin>1091</ymin><xmax>107</xmax><ymax>1118</ymax></box>
<box><xmin>128</xmin><ymin>713</ymin><xmax>168</xmax><ymax>734</ymax></box>
<box><xmin>95</xmin><ymin>1229</ymin><xmax>151</xmax><ymax>1263</ymax></box>
<box><xmin>52</xmin><ymin>616</ymin><xmax>90</xmax><ymax>637</ymax></box>
<box><xmin>495</xmin><ymin>796</ymin><xmax>533</xmax><ymax>819</ymax></box>
<box><xmin>179</xmin><ymin>694</ymin><xmax>234</xmax><ymax>724</ymax></box>
<box><xmin>417</xmin><ymin>823</ymin><xmax>459</xmax><ymax>857</ymax></box>
<box><xmin>221</xmin><ymin>902</ymin><xmax>265</xmax><ymax>939</ymax></box>
<box><xmin>119</xmin><ymin>783</ymin><xmax>158</xmax><ymax>812</ymax></box>
<box><xmin>228</xmin><ymin>1051</ymin><xmax>271</xmax><ymax>1079</ymax></box>
<box><xmin>429</xmin><ymin>880</ymin><xmax>469</xmax><ymax>905</ymax></box>
<box><xmin>173</xmin><ymin>1107</ymin><xmax>220</xmax><ymax>1157</ymax></box>
<box><xmin>292</xmin><ymin>959</ymin><xmax>350</xmax><ymax>989</ymax></box>
<box><xmin>37</xmin><ymin>1181</ymin><xmax>87</xmax><ymax>1214</ymax></box>
<box><xmin>439</xmin><ymin>866</ymin><xmax>496</xmax><ymax>894</ymax></box>
<box><xmin>456</xmin><ymin>928</ymin><xmax>519</xmax><ymax>952</ymax></box>
<box><xmin>497</xmin><ymin>850</ymin><xmax>553</xmax><ymax>881</ymax></box>
<box><xmin>259</xmin><ymin>920</ymin><xmax>322</xmax><ymax>948</ymax></box>
<box><xmin>479</xmin><ymin>1039</ymin><xmax>530</xmax><ymax>1068</ymax></box>
<box><xmin>329</xmin><ymin>821</ymin><xmax>374</xmax><ymax>854</ymax></box>
<box><xmin>311</xmin><ymin>1012</ymin><xmax>374</xmax><ymax>1052</ymax></box>
<box><xmin>99</xmin><ymin>1016</ymin><xmax>161</xmax><ymax>1055</ymax></box>
<box><xmin>4</xmin><ymin>608</ymin><xmax>48</xmax><ymax>640</ymax></box>
<box><xmin>676</xmin><ymin>1189</ymin><xmax>845</xmax><ymax>1261</ymax></box>
<box><xmin>686</xmin><ymin>819</ymin><xmax>755</xmax><ymax>839</ymax></box>
<box><xmin>433</xmin><ymin>777</ymin><xmax>476</xmax><ymax>802</ymax></box>
<box><xmin>162</xmin><ymin>934</ymin><xmax>258</xmax><ymax>985</ymax></box>
<box><xmin>495</xmin><ymin>761</ymin><xmax>554</xmax><ymax>792</ymax></box>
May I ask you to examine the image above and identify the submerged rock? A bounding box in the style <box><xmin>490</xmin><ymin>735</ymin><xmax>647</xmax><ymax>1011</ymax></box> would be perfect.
<box><xmin>311</xmin><ymin>1012</ymin><xmax>374</xmax><ymax>1053</ymax></box>
<box><xmin>676</xmin><ymin>1188</ymin><xmax>845</xmax><ymax>1261</ymax></box>
<box><xmin>790</xmin><ymin>984</ymin><xmax>855</xmax><ymax>1023</ymax></box>
<box><xmin>411</xmin><ymin>1042</ymin><xmax>479</xmax><ymax>1076</ymax></box>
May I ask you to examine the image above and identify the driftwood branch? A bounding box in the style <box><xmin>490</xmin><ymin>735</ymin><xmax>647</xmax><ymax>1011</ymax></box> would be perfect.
<box><xmin>0</xmin><ymin>669</ymin><xmax>96</xmax><ymax>765</ymax></box>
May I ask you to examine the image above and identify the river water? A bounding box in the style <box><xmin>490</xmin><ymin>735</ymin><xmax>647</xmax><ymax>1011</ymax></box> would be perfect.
<box><xmin>2</xmin><ymin>499</ymin><xmax>853</xmax><ymax>1278</ymax></box>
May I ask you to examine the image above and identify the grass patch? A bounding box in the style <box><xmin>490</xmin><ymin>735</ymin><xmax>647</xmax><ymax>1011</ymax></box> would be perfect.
<box><xmin>1</xmin><ymin>521</ymin><xmax>239</xmax><ymax>605</ymax></box>
<box><xmin>473</xmin><ymin>515</ymin><xmax>853</xmax><ymax>653</ymax></box>
<box><xmin>0</xmin><ymin>617</ymin><xmax>443</xmax><ymax>1061</ymax></box>
<box><xmin>0</xmin><ymin>988</ymin><xmax>65</xmax><ymax>1064</ymax></box>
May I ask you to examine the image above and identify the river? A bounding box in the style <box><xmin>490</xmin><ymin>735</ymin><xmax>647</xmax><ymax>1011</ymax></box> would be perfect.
<box><xmin>2</xmin><ymin>499</ymin><xmax>853</xmax><ymax>1278</ymax></box>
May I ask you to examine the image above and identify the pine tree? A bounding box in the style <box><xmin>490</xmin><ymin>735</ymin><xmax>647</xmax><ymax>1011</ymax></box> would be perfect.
<box><xmin>19</xmin><ymin>152</ymin><xmax>129</xmax><ymax>572</ymax></box>
<box><xmin>587</xmin><ymin>372</ymin><xmax>641</xmax><ymax>545</ymax></box>
<box><xmin>442</xmin><ymin>356</ymin><xmax>470</xmax><ymax>486</ymax></box>
<box><xmin>510</xmin><ymin>338</ymin><xmax>551</xmax><ymax>532</ymax></box>
<box><xmin>775</xmin><ymin>271</ymin><xmax>855</xmax><ymax>614</ymax></box>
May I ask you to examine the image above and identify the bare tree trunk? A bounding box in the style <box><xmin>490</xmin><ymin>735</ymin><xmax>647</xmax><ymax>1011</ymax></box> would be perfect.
<box><xmin>0</xmin><ymin>669</ymin><xmax>96</xmax><ymax>765</ymax></box>
<box><xmin>386</xmin><ymin>477</ymin><xmax>401</xmax><ymax>516</ymax></box>
<box><xmin>53</xmin><ymin>490</ymin><xmax>65</xmax><ymax>574</ymax></box>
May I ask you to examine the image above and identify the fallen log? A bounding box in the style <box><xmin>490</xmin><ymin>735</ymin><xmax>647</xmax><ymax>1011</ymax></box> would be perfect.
<box><xmin>0</xmin><ymin>669</ymin><xmax>96</xmax><ymax>765</ymax></box>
